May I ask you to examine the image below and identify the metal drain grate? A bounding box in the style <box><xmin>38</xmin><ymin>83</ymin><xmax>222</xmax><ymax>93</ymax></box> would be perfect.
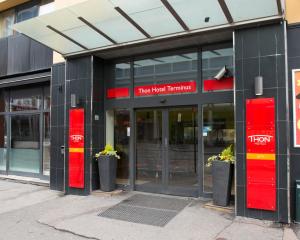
<box><xmin>98</xmin><ymin>194</ymin><xmax>191</xmax><ymax>227</ymax></box>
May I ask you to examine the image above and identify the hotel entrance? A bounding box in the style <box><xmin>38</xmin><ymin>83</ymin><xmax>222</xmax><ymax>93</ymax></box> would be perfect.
<box><xmin>135</xmin><ymin>107</ymin><xmax>198</xmax><ymax>196</ymax></box>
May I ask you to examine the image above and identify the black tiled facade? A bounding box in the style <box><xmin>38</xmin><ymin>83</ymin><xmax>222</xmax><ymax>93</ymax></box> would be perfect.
<box><xmin>234</xmin><ymin>23</ymin><xmax>289</xmax><ymax>222</ymax></box>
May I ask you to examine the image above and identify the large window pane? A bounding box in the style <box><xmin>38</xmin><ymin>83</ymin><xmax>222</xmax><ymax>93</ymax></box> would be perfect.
<box><xmin>10</xmin><ymin>91</ymin><xmax>42</xmax><ymax>112</ymax></box>
<box><xmin>136</xmin><ymin>110</ymin><xmax>162</xmax><ymax>186</ymax></box>
<box><xmin>10</xmin><ymin>115</ymin><xmax>40</xmax><ymax>173</ymax></box>
<box><xmin>202</xmin><ymin>48</ymin><xmax>233</xmax><ymax>92</ymax></box>
<box><xmin>203</xmin><ymin>103</ymin><xmax>234</xmax><ymax>192</ymax></box>
<box><xmin>0</xmin><ymin>9</ymin><xmax>15</xmax><ymax>38</ymax></box>
<box><xmin>0</xmin><ymin>90</ymin><xmax>8</xmax><ymax>113</ymax></box>
<box><xmin>134</xmin><ymin>53</ymin><xmax>197</xmax><ymax>97</ymax></box>
<box><xmin>15</xmin><ymin>1</ymin><xmax>39</xmax><ymax>23</ymax></box>
<box><xmin>106</xmin><ymin>63</ymin><xmax>131</xmax><ymax>99</ymax></box>
<box><xmin>43</xmin><ymin>112</ymin><xmax>50</xmax><ymax>175</ymax></box>
<box><xmin>0</xmin><ymin>116</ymin><xmax>7</xmax><ymax>171</ymax></box>
<box><xmin>168</xmin><ymin>107</ymin><xmax>198</xmax><ymax>187</ymax></box>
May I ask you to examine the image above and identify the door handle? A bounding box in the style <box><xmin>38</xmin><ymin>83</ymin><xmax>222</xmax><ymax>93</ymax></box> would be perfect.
<box><xmin>164</xmin><ymin>137</ymin><xmax>168</xmax><ymax>146</ymax></box>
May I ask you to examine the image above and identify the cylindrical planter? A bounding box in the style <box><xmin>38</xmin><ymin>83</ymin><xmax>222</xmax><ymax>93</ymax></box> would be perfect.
<box><xmin>212</xmin><ymin>160</ymin><xmax>233</xmax><ymax>207</ymax></box>
<box><xmin>97</xmin><ymin>155</ymin><xmax>117</xmax><ymax>192</ymax></box>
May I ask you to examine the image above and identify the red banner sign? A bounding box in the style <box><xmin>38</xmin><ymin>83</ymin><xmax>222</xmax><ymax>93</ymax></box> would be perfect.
<box><xmin>69</xmin><ymin>108</ymin><xmax>85</xmax><ymax>189</ymax></box>
<box><xmin>107</xmin><ymin>87</ymin><xmax>130</xmax><ymax>99</ymax></box>
<box><xmin>134</xmin><ymin>81</ymin><xmax>197</xmax><ymax>97</ymax></box>
<box><xmin>246</xmin><ymin>98</ymin><xmax>276</xmax><ymax>211</ymax></box>
<box><xmin>293</xmin><ymin>70</ymin><xmax>300</xmax><ymax>147</ymax></box>
<box><xmin>203</xmin><ymin>77</ymin><xmax>234</xmax><ymax>91</ymax></box>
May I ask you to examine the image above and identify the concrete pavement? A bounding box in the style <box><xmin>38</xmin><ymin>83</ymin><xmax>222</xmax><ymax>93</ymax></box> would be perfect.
<box><xmin>0</xmin><ymin>179</ymin><xmax>298</xmax><ymax>240</ymax></box>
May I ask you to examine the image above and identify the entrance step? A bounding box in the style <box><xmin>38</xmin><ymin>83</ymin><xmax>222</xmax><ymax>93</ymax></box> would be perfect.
<box><xmin>0</xmin><ymin>174</ymin><xmax>49</xmax><ymax>187</ymax></box>
<box><xmin>204</xmin><ymin>201</ymin><xmax>234</xmax><ymax>214</ymax></box>
<box><xmin>92</xmin><ymin>189</ymin><xmax>124</xmax><ymax>197</ymax></box>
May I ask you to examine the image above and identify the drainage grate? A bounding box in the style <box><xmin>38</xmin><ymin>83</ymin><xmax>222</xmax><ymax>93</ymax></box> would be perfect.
<box><xmin>98</xmin><ymin>194</ymin><xmax>191</xmax><ymax>227</ymax></box>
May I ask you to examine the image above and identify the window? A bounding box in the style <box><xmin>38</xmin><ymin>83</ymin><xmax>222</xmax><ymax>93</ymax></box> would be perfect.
<box><xmin>10</xmin><ymin>90</ymin><xmax>42</xmax><ymax>112</ymax></box>
<box><xmin>9</xmin><ymin>114</ymin><xmax>40</xmax><ymax>173</ymax></box>
<box><xmin>202</xmin><ymin>48</ymin><xmax>234</xmax><ymax>92</ymax></box>
<box><xmin>43</xmin><ymin>112</ymin><xmax>50</xmax><ymax>175</ymax></box>
<box><xmin>0</xmin><ymin>115</ymin><xmax>7</xmax><ymax>171</ymax></box>
<box><xmin>106</xmin><ymin>63</ymin><xmax>131</xmax><ymax>99</ymax></box>
<box><xmin>0</xmin><ymin>9</ymin><xmax>15</xmax><ymax>38</ymax></box>
<box><xmin>15</xmin><ymin>1</ymin><xmax>39</xmax><ymax>23</ymax></box>
<box><xmin>203</xmin><ymin>103</ymin><xmax>234</xmax><ymax>192</ymax></box>
<box><xmin>134</xmin><ymin>53</ymin><xmax>197</xmax><ymax>97</ymax></box>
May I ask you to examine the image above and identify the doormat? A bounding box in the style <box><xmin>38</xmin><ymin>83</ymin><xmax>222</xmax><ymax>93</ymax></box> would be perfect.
<box><xmin>98</xmin><ymin>194</ymin><xmax>191</xmax><ymax>227</ymax></box>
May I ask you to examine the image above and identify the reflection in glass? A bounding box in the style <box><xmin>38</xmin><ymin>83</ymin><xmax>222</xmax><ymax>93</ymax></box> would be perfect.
<box><xmin>9</xmin><ymin>115</ymin><xmax>40</xmax><ymax>173</ymax></box>
<box><xmin>44</xmin><ymin>87</ymin><xmax>51</xmax><ymax>110</ymax></box>
<box><xmin>203</xmin><ymin>103</ymin><xmax>234</xmax><ymax>192</ymax></box>
<box><xmin>10</xmin><ymin>94</ymin><xmax>42</xmax><ymax>112</ymax></box>
<box><xmin>202</xmin><ymin>48</ymin><xmax>233</xmax><ymax>92</ymax></box>
<box><xmin>136</xmin><ymin>110</ymin><xmax>162</xmax><ymax>186</ymax></box>
<box><xmin>0</xmin><ymin>9</ymin><xmax>15</xmax><ymax>38</ymax></box>
<box><xmin>43</xmin><ymin>113</ymin><xmax>50</xmax><ymax>175</ymax></box>
<box><xmin>114</xmin><ymin>110</ymin><xmax>130</xmax><ymax>185</ymax></box>
<box><xmin>168</xmin><ymin>108</ymin><xmax>198</xmax><ymax>187</ymax></box>
<box><xmin>0</xmin><ymin>90</ymin><xmax>7</xmax><ymax>112</ymax></box>
<box><xmin>0</xmin><ymin>116</ymin><xmax>6</xmax><ymax>171</ymax></box>
<box><xmin>134</xmin><ymin>53</ymin><xmax>197</xmax><ymax>91</ymax></box>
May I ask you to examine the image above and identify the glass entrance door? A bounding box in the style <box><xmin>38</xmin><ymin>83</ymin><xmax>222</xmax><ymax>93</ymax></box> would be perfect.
<box><xmin>135</xmin><ymin>107</ymin><xmax>198</xmax><ymax>196</ymax></box>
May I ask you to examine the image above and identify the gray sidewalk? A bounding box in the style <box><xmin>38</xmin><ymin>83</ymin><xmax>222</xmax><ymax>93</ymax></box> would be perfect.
<box><xmin>0</xmin><ymin>179</ymin><xmax>297</xmax><ymax>240</ymax></box>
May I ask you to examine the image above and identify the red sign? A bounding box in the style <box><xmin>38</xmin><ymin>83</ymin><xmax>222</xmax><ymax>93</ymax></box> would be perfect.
<box><xmin>246</xmin><ymin>98</ymin><xmax>276</xmax><ymax>211</ymax></box>
<box><xmin>293</xmin><ymin>70</ymin><xmax>300</xmax><ymax>147</ymax></box>
<box><xmin>203</xmin><ymin>77</ymin><xmax>234</xmax><ymax>91</ymax></box>
<box><xmin>107</xmin><ymin>87</ymin><xmax>130</xmax><ymax>99</ymax></box>
<box><xmin>69</xmin><ymin>108</ymin><xmax>84</xmax><ymax>189</ymax></box>
<box><xmin>134</xmin><ymin>81</ymin><xmax>197</xmax><ymax>97</ymax></box>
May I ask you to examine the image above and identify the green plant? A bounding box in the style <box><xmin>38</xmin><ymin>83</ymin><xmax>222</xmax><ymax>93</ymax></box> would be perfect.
<box><xmin>206</xmin><ymin>144</ymin><xmax>235</xmax><ymax>167</ymax></box>
<box><xmin>95</xmin><ymin>144</ymin><xmax>120</xmax><ymax>159</ymax></box>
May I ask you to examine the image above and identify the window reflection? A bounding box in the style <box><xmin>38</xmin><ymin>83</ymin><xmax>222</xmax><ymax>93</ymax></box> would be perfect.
<box><xmin>10</xmin><ymin>94</ymin><xmax>42</xmax><ymax>112</ymax></box>
<box><xmin>0</xmin><ymin>9</ymin><xmax>15</xmax><ymax>38</ymax></box>
<box><xmin>203</xmin><ymin>103</ymin><xmax>234</xmax><ymax>192</ymax></box>
<box><xmin>202</xmin><ymin>48</ymin><xmax>233</xmax><ymax>92</ymax></box>
<box><xmin>134</xmin><ymin>53</ymin><xmax>197</xmax><ymax>93</ymax></box>
<box><xmin>10</xmin><ymin>115</ymin><xmax>40</xmax><ymax>173</ymax></box>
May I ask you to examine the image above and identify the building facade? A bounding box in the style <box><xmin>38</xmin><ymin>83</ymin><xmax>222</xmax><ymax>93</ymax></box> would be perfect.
<box><xmin>0</xmin><ymin>0</ymin><xmax>300</xmax><ymax>224</ymax></box>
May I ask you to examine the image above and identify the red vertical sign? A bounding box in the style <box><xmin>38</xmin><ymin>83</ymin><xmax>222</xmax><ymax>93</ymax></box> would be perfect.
<box><xmin>293</xmin><ymin>70</ymin><xmax>300</xmax><ymax>147</ymax></box>
<box><xmin>69</xmin><ymin>108</ymin><xmax>84</xmax><ymax>189</ymax></box>
<box><xmin>246</xmin><ymin>98</ymin><xmax>276</xmax><ymax>211</ymax></box>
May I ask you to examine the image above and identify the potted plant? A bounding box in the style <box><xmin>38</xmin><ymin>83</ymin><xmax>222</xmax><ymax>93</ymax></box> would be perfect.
<box><xmin>95</xmin><ymin>144</ymin><xmax>120</xmax><ymax>192</ymax></box>
<box><xmin>207</xmin><ymin>144</ymin><xmax>235</xmax><ymax>207</ymax></box>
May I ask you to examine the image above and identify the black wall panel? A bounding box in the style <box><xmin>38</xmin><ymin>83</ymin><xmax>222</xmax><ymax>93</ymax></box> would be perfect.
<box><xmin>50</xmin><ymin>63</ymin><xmax>66</xmax><ymax>191</ymax></box>
<box><xmin>0</xmin><ymin>38</ymin><xmax>8</xmax><ymax>77</ymax></box>
<box><xmin>7</xmin><ymin>34</ymin><xmax>31</xmax><ymax>75</ymax></box>
<box><xmin>0</xmin><ymin>34</ymin><xmax>52</xmax><ymax>78</ymax></box>
<box><xmin>235</xmin><ymin>23</ymin><xmax>289</xmax><ymax>223</ymax></box>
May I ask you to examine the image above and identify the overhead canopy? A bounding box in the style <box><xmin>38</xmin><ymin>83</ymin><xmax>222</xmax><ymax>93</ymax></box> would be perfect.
<box><xmin>13</xmin><ymin>0</ymin><xmax>283</xmax><ymax>57</ymax></box>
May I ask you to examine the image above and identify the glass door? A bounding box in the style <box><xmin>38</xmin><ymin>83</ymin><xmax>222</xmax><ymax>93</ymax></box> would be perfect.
<box><xmin>135</xmin><ymin>107</ymin><xmax>198</xmax><ymax>196</ymax></box>
<box><xmin>135</xmin><ymin>109</ymin><xmax>163</xmax><ymax>192</ymax></box>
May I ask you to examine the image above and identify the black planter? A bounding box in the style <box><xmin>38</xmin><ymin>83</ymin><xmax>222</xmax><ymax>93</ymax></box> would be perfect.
<box><xmin>212</xmin><ymin>160</ymin><xmax>233</xmax><ymax>207</ymax></box>
<box><xmin>97</xmin><ymin>155</ymin><xmax>117</xmax><ymax>192</ymax></box>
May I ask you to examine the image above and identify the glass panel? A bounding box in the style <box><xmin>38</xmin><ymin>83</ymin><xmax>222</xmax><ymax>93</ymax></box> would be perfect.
<box><xmin>136</xmin><ymin>109</ymin><xmax>162</xmax><ymax>186</ymax></box>
<box><xmin>44</xmin><ymin>87</ymin><xmax>50</xmax><ymax>110</ymax></box>
<box><xmin>134</xmin><ymin>53</ymin><xmax>197</xmax><ymax>96</ymax></box>
<box><xmin>39</xmin><ymin>0</ymin><xmax>55</xmax><ymax>16</ymax></box>
<box><xmin>203</xmin><ymin>103</ymin><xmax>234</xmax><ymax>193</ymax></box>
<box><xmin>114</xmin><ymin>110</ymin><xmax>130</xmax><ymax>185</ymax></box>
<box><xmin>0</xmin><ymin>9</ymin><xmax>15</xmax><ymax>38</ymax></box>
<box><xmin>168</xmin><ymin>107</ymin><xmax>198</xmax><ymax>187</ymax></box>
<box><xmin>202</xmin><ymin>47</ymin><xmax>234</xmax><ymax>92</ymax></box>
<box><xmin>10</xmin><ymin>115</ymin><xmax>40</xmax><ymax>174</ymax></box>
<box><xmin>226</xmin><ymin>0</ymin><xmax>278</xmax><ymax>22</ymax></box>
<box><xmin>169</xmin><ymin>0</ymin><xmax>227</xmax><ymax>30</ymax></box>
<box><xmin>106</xmin><ymin>63</ymin><xmax>131</xmax><ymax>99</ymax></box>
<box><xmin>0</xmin><ymin>116</ymin><xmax>7</xmax><ymax>171</ymax></box>
<box><xmin>10</xmin><ymin>91</ymin><xmax>42</xmax><ymax>112</ymax></box>
<box><xmin>130</xmin><ymin>7</ymin><xmax>183</xmax><ymax>37</ymax></box>
<box><xmin>16</xmin><ymin>2</ymin><xmax>39</xmax><ymax>23</ymax></box>
<box><xmin>43</xmin><ymin>112</ymin><xmax>50</xmax><ymax>175</ymax></box>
